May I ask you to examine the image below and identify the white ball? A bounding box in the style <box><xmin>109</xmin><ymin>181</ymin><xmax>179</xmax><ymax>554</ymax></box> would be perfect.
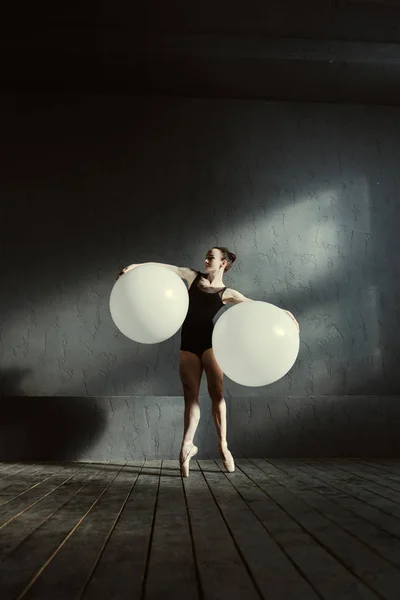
<box><xmin>212</xmin><ymin>301</ymin><xmax>300</xmax><ymax>387</ymax></box>
<box><xmin>109</xmin><ymin>265</ymin><xmax>189</xmax><ymax>344</ymax></box>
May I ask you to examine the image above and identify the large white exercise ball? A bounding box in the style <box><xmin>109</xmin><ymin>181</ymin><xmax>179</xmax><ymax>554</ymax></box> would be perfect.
<box><xmin>212</xmin><ymin>301</ymin><xmax>300</xmax><ymax>387</ymax></box>
<box><xmin>109</xmin><ymin>265</ymin><xmax>189</xmax><ymax>343</ymax></box>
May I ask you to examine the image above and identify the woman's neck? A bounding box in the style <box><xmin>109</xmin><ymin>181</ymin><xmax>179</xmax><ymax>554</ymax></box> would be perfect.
<box><xmin>206</xmin><ymin>273</ymin><xmax>224</xmax><ymax>287</ymax></box>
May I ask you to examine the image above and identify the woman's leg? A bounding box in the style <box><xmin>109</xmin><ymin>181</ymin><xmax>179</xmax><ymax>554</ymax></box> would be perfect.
<box><xmin>201</xmin><ymin>348</ymin><xmax>226</xmax><ymax>441</ymax></box>
<box><xmin>179</xmin><ymin>350</ymin><xmax>203</xmax><ymax>447</ymax></box>
<box><xmin>201</xmin><ymin>348</ymin><xmax>235</xmax><ymax>472</ymax></box>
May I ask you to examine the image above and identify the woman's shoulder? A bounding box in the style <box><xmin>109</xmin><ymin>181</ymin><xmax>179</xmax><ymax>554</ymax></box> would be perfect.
<box><xmin>186</xmin><ymin>270</ymin><xmax>201</xmax><ymax>291</ymax></box>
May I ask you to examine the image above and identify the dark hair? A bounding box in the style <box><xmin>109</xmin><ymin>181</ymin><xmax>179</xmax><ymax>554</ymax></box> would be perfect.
<box><xmin>214</xmin><ymin>246</ymin><xmax>237</xmax><ymax>272</ymax></box>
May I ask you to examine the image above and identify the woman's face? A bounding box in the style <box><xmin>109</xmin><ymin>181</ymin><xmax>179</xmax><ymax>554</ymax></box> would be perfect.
<box><xmin>205</xmin><ymin>248</ymin><xmax>225</xmax><ymax>272</ymax></box>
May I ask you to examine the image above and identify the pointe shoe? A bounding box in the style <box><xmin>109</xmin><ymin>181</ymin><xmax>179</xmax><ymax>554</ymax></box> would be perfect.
<box><xmin>219</xmin><ymin>441</ymin><xmax>235</xmax><ymax>473</ymax></box>
<box><xmin>180</xmin><ymin>443</ymin><xmax>198</xmax><ymax>478</ymax></box>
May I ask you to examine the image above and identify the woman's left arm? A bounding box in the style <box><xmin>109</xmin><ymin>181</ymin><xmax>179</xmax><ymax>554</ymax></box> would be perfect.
<box><xmin>224</xmin><ymin>288</ymin><xmax>251</xmax><ymax>305</ymax></box>
<box><xmin>282</xmin><ymin>309</ymin><xmax>299</xmax><ymax>331</ymax></box>
<box><xmin>225</xmin><ymin>288</ymin><xmax>299</xmax><ymax>331</ymax></box>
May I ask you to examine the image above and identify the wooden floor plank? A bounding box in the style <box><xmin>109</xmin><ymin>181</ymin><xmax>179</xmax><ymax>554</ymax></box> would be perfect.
<box><xmin>0</xmin><ymin>463</ymin><xmax>71</xmax><ymax>502</ymax></box>
<box><xmin>356</xmin><ymin>460</ymin><xmax>400</xmax><ymax>474</ymax></box>
<box><xmin>236</xmin><ymin>459</ymin><xmax>377</xmax><ymax>600</ymax></box>
<box><xmin>0</xmin><ymin>465</ymin><xmax>44</xmax><ymax>489</ymax></box>
<box><xmin>0</xmin><ymin>467</ymin><xmax>48</xmax><ymax>494</ymax></box>
<box><xmin>18</xmin><ymin>462</ymin><xmax>145</xmax><ymax>600</ymax></box>
<box><xmin>294</xmin><ymin>460</ymin><xmax>400</xmax><ymax>539</ymax></box>
<box><xmin>0</xmin><ymin>465</ymin><xmax>36</xmax><ymax>485</ymax></box>
<box><xmin>207</xmin><ymin>459</ymin><xmax>320</xmax><ymax>599</ymax></box>
<box><xmin>81</xmin><ymin>460</ymin><xmax>160</xmax><ymax>600</ymax></box>
<box><xmin>184</xmin><ymin>459</ymin><xmax>259</xmax><ymax>600</ymax></box>
<box><xmin>358</xmin><ymin>460</ymin><xmax>400</xmax><ymax>472</ymax></box>
<box><xmin>0</xmin><ymin>462</ymin><xmax>115</xmax><ymax>600</ymax></box>
<box><xmin>252</xmin><ymin>459</ymin><xmax>400</xmax><ymax>600</ymax></box>
<box><xmin>348</xmin><ymin>460</ymin><xmax>400</xmax><ymax>484</ymax></box>
<box><xmin>0</xmin><ymin>463</ymin><xmax>89</xmax><ymax>525</ymax></box>
<box><xmin>0</xmin><ymin>464</ymin><xmax>17</xmax><ymax>473</ymax></box>
<box><xmin>313</xmin><ymin>460</ymin><xmax>400</xmax><ymax>495</ymax></box>
<box><xmin>2</xmin><ymin>460</ymin><xmax>400</xmax><ymax>600</ymax></box>
<box><xmin>306</xmin><ymin>460</ymin><xmax>400</xmax><ymax>519</ymax></box>
<box><xmin>143</xmin><ymin>460</ymin><xmax>199</xmax><ymax>600</ymax></box>
<box><xmin>0</xmin><ymin>465</ymin><xmax>110</xmax><ymax>561</ymax></box>
<box><xmin>265</xmin><ymin>459</ymin><xmax>400</xmax><ymax>569</ymax></box>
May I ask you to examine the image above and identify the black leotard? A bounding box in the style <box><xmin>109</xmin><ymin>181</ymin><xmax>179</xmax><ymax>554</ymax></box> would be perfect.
<box><xmin>180</xmin><ymin>271</ymin><xmax>227</xmax><ymax>358</ymax></box>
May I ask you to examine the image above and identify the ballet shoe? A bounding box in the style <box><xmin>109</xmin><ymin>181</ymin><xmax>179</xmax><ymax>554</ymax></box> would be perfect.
<box><xmin>180</xmin><ymin>443</ymin><xmax>198</xmax><ymax>478</ymax></box>
<box><xmin>219</xmin><ymin>441</ymin><xmax>235</xmax><ymax>473</ymax></box>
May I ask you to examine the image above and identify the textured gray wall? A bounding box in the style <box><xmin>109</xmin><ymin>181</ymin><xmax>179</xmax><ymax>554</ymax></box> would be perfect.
<box><xmin>1</xmin><ymin>395</ymin><xmax>400</xmax><ymax>461</ymax></box>
<box><xmin>1</xmin><ymin>92</ymin><xmax>399</xmax><ymax>458</ymax></box>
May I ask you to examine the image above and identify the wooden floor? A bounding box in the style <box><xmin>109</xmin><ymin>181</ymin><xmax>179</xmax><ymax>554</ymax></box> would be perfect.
<box><xmin>1</xmin><ymin>460</ymin><xmax>400</xmax><ymax>599</ymax></box>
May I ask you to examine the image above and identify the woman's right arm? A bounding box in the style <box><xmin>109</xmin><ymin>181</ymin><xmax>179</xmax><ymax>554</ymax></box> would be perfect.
<box><xmin>117</xmin><ymin>262</ymin><xmax>196</xmax><ymax>283</ymax></box>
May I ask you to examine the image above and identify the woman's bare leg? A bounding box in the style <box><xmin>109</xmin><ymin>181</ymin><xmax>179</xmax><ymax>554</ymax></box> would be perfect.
<box><xmin>182</xmin><ymin>396</ymin><xmax>201</xmax><ymax>446</ymax></box>
<box><xmin>179</xmin><ymin>351</ymin><xmax>203</xmax><ymax>471</ymax></box>
<box><xmin>211</xmin><ymin>397</ymin><xmax>227</xmax><ymax>443</ymax></box>
<box><xmin>201</xmin><ymin>348</ymin><xmax>235</xmax><ymax>472</ymax></box>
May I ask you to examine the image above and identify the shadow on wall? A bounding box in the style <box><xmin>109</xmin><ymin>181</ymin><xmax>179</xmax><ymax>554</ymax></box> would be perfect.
<box><xmin>0</xmin><ymin>368</ymin><xmax>107</xmax><ymax>461</ymax></box>
<box><xmin>227</xmin><ymin>394</ymin><xmax>400</xmax><ymax>458</ymax></box>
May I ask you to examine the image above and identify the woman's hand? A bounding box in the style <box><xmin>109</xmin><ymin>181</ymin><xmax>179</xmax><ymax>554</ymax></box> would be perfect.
<box><xmin>283</xmin><ymin>310</ymin><xmax>299</xmax><ymax>332</ymax></box>
<box><xmin>116</xmin><ymin>264</ymin><xmax>136</xmax><ymax>280</ymax></box>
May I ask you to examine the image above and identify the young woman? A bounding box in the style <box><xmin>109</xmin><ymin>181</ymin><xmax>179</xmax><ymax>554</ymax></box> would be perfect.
<box><xmin>119</xmin><ymin>247</ymin><xmax>299</xmax><ymax>477</ymax></box>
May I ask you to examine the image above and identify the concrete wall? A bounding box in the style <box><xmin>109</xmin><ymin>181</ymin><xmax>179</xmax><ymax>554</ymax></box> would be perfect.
<box><xmin>1</xmin><ymin>396</ymin><xmax>399</xmax><ymax>461</ymax></box>
<box><xmin>1</xmin><ymin>92</ymin><xmax>399</xmax><ymax>458</ymax></box>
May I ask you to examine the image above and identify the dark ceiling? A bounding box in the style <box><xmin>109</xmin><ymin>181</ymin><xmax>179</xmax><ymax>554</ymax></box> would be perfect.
<box><xmin>2</xmin><ymin>0</ymin><xmax>400</xmax><ymax>104</ymax></box>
